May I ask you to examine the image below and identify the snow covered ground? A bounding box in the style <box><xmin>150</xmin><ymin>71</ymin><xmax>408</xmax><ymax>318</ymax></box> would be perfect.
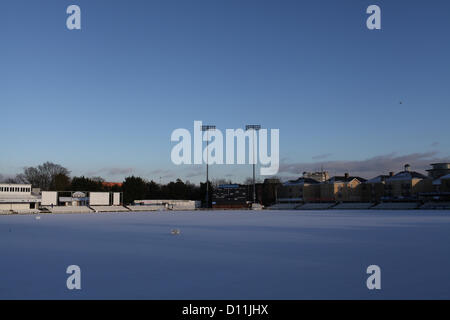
<box><xmin>1</xmin><ymin>210</ymin><xmax>449</xmax><ymax>299</ymax></box>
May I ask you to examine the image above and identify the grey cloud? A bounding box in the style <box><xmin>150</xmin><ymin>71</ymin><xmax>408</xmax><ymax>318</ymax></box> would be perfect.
<box><xmin>85</xmin><ymin>167</ymin><xmax>134</xmax><ymax>177</ymax></box>
<box><xmin>312</xmin><ymin>153</ymin><xmax>333</xmax><ymax>160</ymax></box>
<box><xmin>184</xmin><ymin>166</ymin><xmax>204</xmax><ymax>178</ymax></box>
<box><xmin>279</xmin><ymin>152</ymin><xmax>450</xmax><ymax>179</ymax></box>
<box><xmin>105</xmin><ymin>167</ymin><xmax>134</xmax><ymax>176</ymax></box>
<box><xmin>148</xmin><ymin>169</ymin><xmax>175</xmax><ymax>179</ymax></box>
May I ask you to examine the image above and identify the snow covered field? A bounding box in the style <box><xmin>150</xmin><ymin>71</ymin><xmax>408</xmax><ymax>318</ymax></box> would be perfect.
<box><xmin>1</xmin><ymin>210</ymin><xmax>450</xmax><ymax>299</ymax></box>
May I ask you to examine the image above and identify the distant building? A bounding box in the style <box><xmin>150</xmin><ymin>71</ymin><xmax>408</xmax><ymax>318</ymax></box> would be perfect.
<box><xmin>434</xmin><ymin>174</ymin><xmax>450</xmax><ymax>193</ymax></box>
<box><xmin>302</xmin><ymin>171</ymin><xmax>330</xmax><ymax>183</ymax></box>
<box><xmin>41</xmin><ymin>191</ymin><xmax>122</xmax><ymax>207</ymax></box>
<box><xmin>426</xmin><ymin>163</ymin><xmax>450</xmax><ymax>179</ymax></box>
<box><xmin>384</xmin><ymin>164</ymin><xmax>431</xmax><ymax>200</ymax></box>
<box><xmin>57</xmin><ymin>191</ymin><xmax>90</xmax><ymax>207</ymax></box>
<box><xmin>0</xmin><ymin>184</ymin><xmax>40</xmax><ymax>213</ymax></box>
<box><xmin>277</xmin><ymin>177</ymin><xmax>320</xmax><ymax>204</ymax></box>
<box><xmin>212</xmin><ymin>184</ymin><xmax>250</xmax><ymax>209</ymax></box>
<box><xmin>255</xmin><ymin>178</ymin><xmax>282</xmax><ymax>206</ymax></box>
<box><xmin>320</xmin><ymin>173</ymin><xmax>366</xmax><ymax>202</ymax></box>
<box><xmin>102</xmin><ymin>182</ymin><xmax>123</xmax><ymax>189</ymax></box>
<box><xmin>418</xmin><ymin>173</ymin><xmax>450</xmax><ymax>202</ymax></box>
<box><xmin>361</xmin><ymin>173</ymin><xmax>393</xmax><ymax>203</ymax></box>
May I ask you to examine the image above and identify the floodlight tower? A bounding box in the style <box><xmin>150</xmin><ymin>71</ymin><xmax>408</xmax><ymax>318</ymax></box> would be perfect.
<box><xmin>201</xmin><ymin>125</ymin><xmax>216</xmax><ymax>208</ymax></box>
<box><xmin>245</xmin><ymin>124</ymin><xmax>261</xmax><ymax>204</ymax></box>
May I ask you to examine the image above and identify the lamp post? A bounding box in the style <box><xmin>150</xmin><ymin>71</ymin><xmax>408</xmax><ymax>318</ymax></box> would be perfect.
<box><xmin>201</xmin><ymin>125</ymin><xmax>216</xmax><ymax>208</ymax></box>
<box><xmin>245</xmin><ymin>124</ymin><xmax>261</xmax><ymax>204</ymax></box>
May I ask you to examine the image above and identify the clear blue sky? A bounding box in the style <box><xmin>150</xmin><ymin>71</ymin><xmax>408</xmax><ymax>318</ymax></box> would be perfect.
<box><xmin>2</xmin><ymin>0</ymin><xmax>449</xmax><ymax>183</ymax></box>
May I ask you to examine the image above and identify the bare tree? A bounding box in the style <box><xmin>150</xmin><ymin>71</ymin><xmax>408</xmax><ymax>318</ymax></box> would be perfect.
<box><xmin>16</xmin><ymin>162</ymin><xmax>71</xmax><ymax>191</ymax></box>
<box><xmin>90</xmin><ymin>176</ymin><xmax>105</xmax><ymax>183</ymax></box>
<box><xmin>0</xmin><ymin>174</ymin><xmax>18</xmax><ymax>184</ymax></box>
<box><xmin>16</xmin><ymin>167</ymin><xmax>41</xmax><ymax>186</ymax></box>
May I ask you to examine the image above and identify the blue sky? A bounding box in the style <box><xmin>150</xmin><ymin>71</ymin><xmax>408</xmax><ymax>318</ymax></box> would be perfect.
<box><xmin>1</xmin><ymin>0</ymin><xmax>449</xmax><ymax>183</ymax></box>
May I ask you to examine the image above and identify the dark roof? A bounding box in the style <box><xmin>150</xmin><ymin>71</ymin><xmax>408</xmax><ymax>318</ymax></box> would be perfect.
<box><xmin>264</xmin><ymin>178</ymin><xmax>281</xmax><ymax>184</ymax></box>
<box><xmin>284</xmin><ymin>177</ymin><xmax>320</xmax><ymax>185</ymax></box>
<box><xmin>327</xmin><ymin>176</ymin><xmax>367</xmax><ymax>183</ymax></box>
<box><xmin>365</xmin><ymin>175</ymin><xmax>391</xmax><ymax>184</ymax></box>
<box><xmin>387</xmin><ymin>171</ymin><xmax>428</xmax><ymax>181</ymax></box>
<box><xmin>409</xmin><ymin>171</ymin><xmax>428</xmax><ymax>179</ymax></box>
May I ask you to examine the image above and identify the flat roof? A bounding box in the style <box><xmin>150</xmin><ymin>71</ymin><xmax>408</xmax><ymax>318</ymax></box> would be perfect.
<box><xmin>0</xmin><ymin>183</ymin><xmax>32</xmax><ymax>187</ymax></box>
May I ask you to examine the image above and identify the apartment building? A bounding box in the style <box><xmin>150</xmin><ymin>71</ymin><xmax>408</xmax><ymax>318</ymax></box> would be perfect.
<box><xmin>0</xmin><ymin>183</ymin><xmax>41</xmax><ymax>213</ymax></box>
<box><xmin>277</xmin><ymin>177</ymin><xmax>320</xmax><ymax>204</ymax></box>
<box><xmin>426</xmin><ymin>163</ymin><xmax>450</xmax><ymax>179</ymax></box>
<box><xmin>384</xmin><ymin>164</ymin><xmax>431</xmax><ymax>200</ymax></box>
<box><xmin>320</xmin><ymin>173</ymin><xmax>367</xmax><ymax>202</ymax></box>
<box><xmin>361</xmin><ymin>173</ymin><xmax>393</xmax><ymax>203</ymax></box>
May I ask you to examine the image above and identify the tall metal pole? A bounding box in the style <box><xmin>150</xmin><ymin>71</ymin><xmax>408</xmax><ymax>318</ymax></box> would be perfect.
<box><xmin>252</xmin><ymin>129</ymin><xmax>256</xmax><ymax>203</ymax></box>
<box><xmin>206</xmin><ymin>131</ymin><xmax>209</xmax><ymax>206</ymax></box>
<box><xmin>202</xmin><ymin>125</ymin><xmax>216</xmax><ymax>208</ymax></box>
<box><xmin>246</xmin><ymin>125</ymin><xmax>261</xmax><ymax>204</ymax></box>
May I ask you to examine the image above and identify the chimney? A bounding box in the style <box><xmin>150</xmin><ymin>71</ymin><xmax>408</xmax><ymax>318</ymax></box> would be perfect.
<box><xmin>404</xmin><ymin>164</ymin><xmax>411</xmax><ymax>172</ymax></box>
<box><xmin>344</xmin><ymin>172</ymin><xmax>349</xmax><ymax>180</ymax></box>
<box><xmin>389</xmin><ymin>171</ymin><xmax>394</xmax><ymax>177</ymax></box>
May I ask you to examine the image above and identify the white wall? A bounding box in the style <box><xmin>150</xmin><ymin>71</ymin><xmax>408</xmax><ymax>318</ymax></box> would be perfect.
<box><xmin>113</xmin><ymin>193</ymin><xmax>120</xmax><ymax>205</ymax></box>
<box><xmin>42</xmin><ymin>191</ymin><xmax>58</xmax><ymax>206</ymax></box>
<box><xmin>134</xmin><ymin>199</ymin><xmax>201</xmax><ymax>209</ymax></box>
<box><xmin>90</xmin><ymin>192</ymin><xmax>110</xmax><ymax>206</ymax></box>
<box><xmin>0</xmin><ymin>184</ymin><xmax>32</xmax><ymax>197</ymax></box>
<box><xmin>0</xmin><ymin>203</ymin><xmax>30</xmax><ymax>211</ymax></box>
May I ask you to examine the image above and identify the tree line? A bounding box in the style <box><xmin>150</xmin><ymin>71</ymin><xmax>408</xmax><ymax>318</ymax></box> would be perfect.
<box><xmin>0</xmin><ymin>162</ymin><xmax>279</xmax><ymax>205</ymax></box>
<box><xmin>0</xmin><ymin>162</ymin><xmax>212</xmax><ymax>205</ymax></box>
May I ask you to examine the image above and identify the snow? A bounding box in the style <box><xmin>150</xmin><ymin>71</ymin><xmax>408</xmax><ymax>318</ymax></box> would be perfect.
<box><xmin>1</xmin><ymin>210</ymin><xmax>450</xmax><ymax>299</ymax></box>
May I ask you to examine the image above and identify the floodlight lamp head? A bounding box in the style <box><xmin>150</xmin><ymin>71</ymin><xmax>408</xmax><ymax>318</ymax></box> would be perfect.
<box><xmin>201</xmin><ymin>125</ymin><xmax>216</xmax><ymax>131</ymax></box>
<box><xmin>245</xmin><ymin>124</ymin><xmax>261</xmax><ymax>131</ymax></box>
